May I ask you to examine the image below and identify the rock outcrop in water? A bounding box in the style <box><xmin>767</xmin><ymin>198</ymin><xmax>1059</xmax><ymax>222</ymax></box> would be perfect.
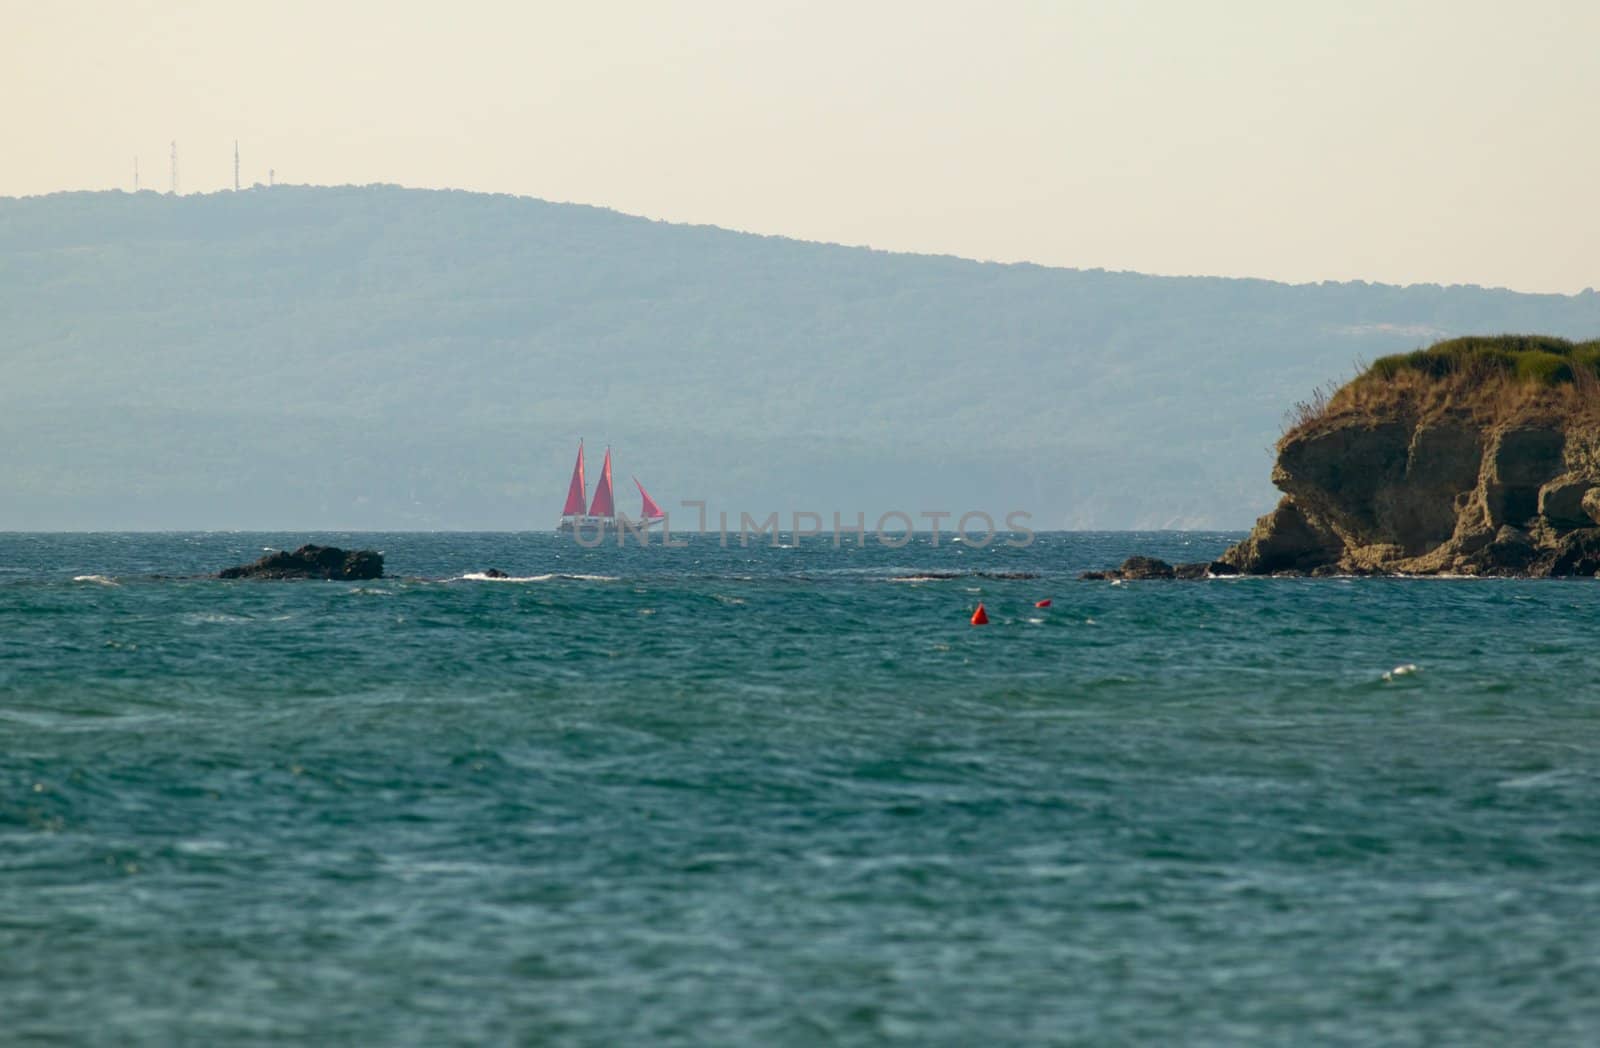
<box><xmin>1089</xmin><ymin>336</ymin><xmax>1600</xmax><ymax>578</ymax></box>
<box><xmin>219</xmin><ymin>544</ymin><xmax>383</xmax><ymax>580</ymax></box>
<box><xmin>1226</xmin><ymin>337</ymin><xmax>1600</xmax><ymax>577</ymax></box>
<box><xmin>1081</xmin><ymin>557</ymin><xmax>1237</xmax><ymax>580</ymax></box>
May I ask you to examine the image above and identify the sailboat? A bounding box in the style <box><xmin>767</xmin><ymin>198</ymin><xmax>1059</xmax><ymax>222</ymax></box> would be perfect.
<box><xmin>557</xmin><ymin>441</ymin><xmax>667</xmax><ymax>532</ymax></box>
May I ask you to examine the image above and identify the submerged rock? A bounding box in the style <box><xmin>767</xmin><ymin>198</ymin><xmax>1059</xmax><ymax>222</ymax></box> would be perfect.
<box><xmin>1118</xmin><ymin>556</ymin><xmax>1175</xmax><ymax>580</ymax></box>
<box><xmin>1186</xmin><ymin>560</ymin><xmax>1238</xmax><ymax>578</ymax></box>
<box><xmin>219</xmin><ymin>544</ymin><xmax>383</xmax><ymax>580</ymax></box>
<box><xmin>1080</xmin><ymin>557</ymin><xmax>1235</xmax><ymax>581</ymax></box>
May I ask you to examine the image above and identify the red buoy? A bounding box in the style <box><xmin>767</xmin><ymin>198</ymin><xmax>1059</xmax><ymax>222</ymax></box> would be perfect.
<box><xmin>1034</xmin><ymin>599</ymin><xmax>1052</xmax><ymax>608</ymax></box>
<box><xmin>971</xmin><ymin>603</ymin><xmax>989</xmax><ymax>626</ymax></box>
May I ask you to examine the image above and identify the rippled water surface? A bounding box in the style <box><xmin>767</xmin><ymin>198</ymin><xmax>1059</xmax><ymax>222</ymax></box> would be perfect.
<box><xmin>5</xmin><ymin>532</ymin><xmax>1600</xmax><ymax>1045</ymax></box>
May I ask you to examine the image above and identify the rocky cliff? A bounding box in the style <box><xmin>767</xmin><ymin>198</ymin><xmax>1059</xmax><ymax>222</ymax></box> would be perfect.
<box><xmin>1221</xmin><ymin>336</ymin><xmax>1600</xmax><ymax>576</ymax></box>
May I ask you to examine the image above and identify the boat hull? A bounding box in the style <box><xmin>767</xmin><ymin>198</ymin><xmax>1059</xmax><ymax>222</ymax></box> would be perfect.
<box><xmin>556</xmin><ymin>516</ymin><xmax>665</xmax><ymax>534</ymax></box>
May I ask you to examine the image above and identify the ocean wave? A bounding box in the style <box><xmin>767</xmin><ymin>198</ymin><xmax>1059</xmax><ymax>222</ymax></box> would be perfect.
<box><xmin>72</xmin><ymin>574</ymin><xmax>119</xmax><ymax>586</ymax></box>
<box><xmin>883</xmin><ymin>571</ymin><xmax>1040</xmax><ymax>582</ymax></box>
<box><xmin>458</xmin><ymin>572</ymin><xmax>621</xmax><ymax>583</ymax></box>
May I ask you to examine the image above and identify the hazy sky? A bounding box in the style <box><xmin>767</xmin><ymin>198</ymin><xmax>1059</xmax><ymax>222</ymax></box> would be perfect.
<box><xmin>6</xmin><ymin>1</ymin><xmax>1598</xmax><ymax>293</ymax></box>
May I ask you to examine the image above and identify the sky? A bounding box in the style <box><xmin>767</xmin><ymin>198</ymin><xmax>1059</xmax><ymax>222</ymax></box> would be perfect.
<box><xmin>5</xmin><ymin>0</ymin><xmax>1598</xmax><ymax>294</ymax></box>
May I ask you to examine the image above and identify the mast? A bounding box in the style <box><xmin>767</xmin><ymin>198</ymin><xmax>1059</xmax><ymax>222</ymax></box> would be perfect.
<box><xmin>561</xmin><ymin>441</ymin><xmax>587</xmax><ymax>517</ymax></box>
<box><xmin>634</xmin><ymin>477</ymin><xmax>664</xmax><ymax>520</ymax></box>
<box><xmin>588</xmin><ymin>447</ymin><xmax>615</xmax><ymax>518</ymax></box>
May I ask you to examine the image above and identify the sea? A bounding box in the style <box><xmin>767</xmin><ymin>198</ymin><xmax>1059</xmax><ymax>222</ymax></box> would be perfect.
<box><xmin>4</xmin><ymin>531</ymin><xmax>1600</xmax><ymax>1046</ymax></box>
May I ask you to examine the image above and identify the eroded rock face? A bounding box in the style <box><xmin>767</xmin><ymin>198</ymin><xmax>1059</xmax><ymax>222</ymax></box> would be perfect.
<box><xmin>1272</xmin><ymin>420</ymin><xmax>1410</xmax><ymax>543</ymax></box>
<box><xmin>1486</xmin><ymin>428</ymin><xmax>1566</xmax><ymax>527</ymax></box>
<box><xmin>1220</xmin><ymin>500</ymin><xmax>1342</xmax><ymax>574</ymax></box>
<box><xmin>219</xmin><ymin>544</ymin><xmax>384</xmax><ymax>580</ymax></box>
<box><xmin>1538</xmin><ymin>473</ymin><xmax>1598</xmax><ymax>529</ymax></box>
<box><xmin>1386</xmin><ymin>423</ymin><xmax>1483</xmax><ymax>552</ymax></box>
<box><xmin>1584</xmin><ymin>488</ymin><xmax>1600</xmax><ymax>527</ymax></box>
<box><xmin>1542</xmin><ymin>529</ymin><xmax>1600</xmax><ymax>577</ymax></box>
<box><xmin>1220</xmin><ymin>413</ymin><xmax>1600</xmax><ymax>576</ymax></box>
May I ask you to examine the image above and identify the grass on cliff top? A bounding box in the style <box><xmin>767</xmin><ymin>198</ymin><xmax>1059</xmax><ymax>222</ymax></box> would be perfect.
<box><xmin>1367</xmin><ymin>335</ymin><xmax>1600</xmax><ymax>385</ymax></box>
<box><xmin>1285</xmin><ymin>334</ymin><xmax>1600</xmax><ymax>442</ymax></box>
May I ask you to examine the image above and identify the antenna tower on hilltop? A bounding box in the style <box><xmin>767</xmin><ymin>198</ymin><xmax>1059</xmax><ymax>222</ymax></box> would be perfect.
<box><xmin>234</xmin><ymin>140</ymin><xmax>240</xmax><ymax>191</ymax></box>
<box><xmin>169</xmin><ymin>141</ymin><xmax>179</xmax><ymax>195</ymax></box>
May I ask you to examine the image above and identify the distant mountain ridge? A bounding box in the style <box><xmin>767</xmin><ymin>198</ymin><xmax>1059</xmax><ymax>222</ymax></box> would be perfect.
<box><xmin>2</xmin><ymin>185</ymin><xmax>1598</xmax><ymax>530</ymax></box>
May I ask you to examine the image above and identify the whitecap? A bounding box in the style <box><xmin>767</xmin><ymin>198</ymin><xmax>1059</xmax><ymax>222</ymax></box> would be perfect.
<box><xmin>1498</xmin><ymin>769</ymin><xmax>1574</xmax><ymax>790</ymax></box>
<box><xmin>1382</xmin><ymin>663</ymin><xmax>1420</xmax><ymax>681</ymax></box>
<box><xmin>461</xmin><ymin>572</ymin><xmax>554</xmax><ymax>582</ymax></box>
<box><xmin>459</xmin><ymin>572</ymin><xmax>620</xmax><ymax>583</ymax></box>
<box><xmin>72</xmin><ymin>575</ymin><xmax>118</xmax><ymax>586</ymax></box>
<box><xmin>175</xmin><ymin>839</ymin><xmax>232</xmax><ymax>855</ymax></box>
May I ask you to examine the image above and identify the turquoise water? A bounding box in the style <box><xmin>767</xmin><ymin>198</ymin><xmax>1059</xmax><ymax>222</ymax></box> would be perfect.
<box><xmin>5</xmin><ymin>532</ymin><xmax>1600</xmax><ymax>1045</ymax></box>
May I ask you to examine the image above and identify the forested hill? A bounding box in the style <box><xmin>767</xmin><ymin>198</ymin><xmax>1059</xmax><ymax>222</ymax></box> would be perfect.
<box><xmin>3</xmin><ymin>185</ymin><xmax>1598</xmax><ymax>529</ymax></box>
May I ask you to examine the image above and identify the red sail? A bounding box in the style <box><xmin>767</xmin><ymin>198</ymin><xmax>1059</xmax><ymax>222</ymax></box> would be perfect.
<box><xmin>634</xmin><ymin>477</ymin><xmax>665</xmax><ymax>520</ymax></box>
<box><xmin>588</xmin><ymin>447</ymin><xmax>615</xmax><ymax>518</ymax></box>
<box><xmin>561</xmin><ymin>442</ymin><xmax>587</xmax><ymax>516</ymax></box>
